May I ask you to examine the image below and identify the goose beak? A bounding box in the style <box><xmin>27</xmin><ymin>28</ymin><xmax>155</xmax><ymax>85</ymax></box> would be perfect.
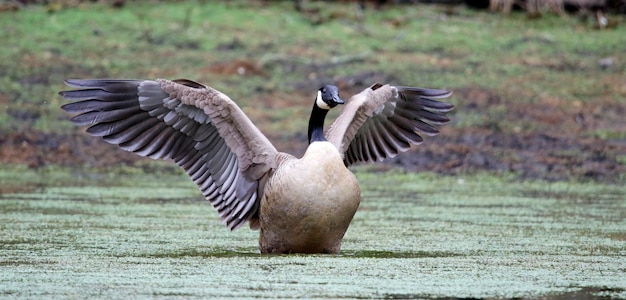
<box><xmin>333</xmin><ymin>95</ymin><xmax>345</xmax><ymax>106</ymax></box>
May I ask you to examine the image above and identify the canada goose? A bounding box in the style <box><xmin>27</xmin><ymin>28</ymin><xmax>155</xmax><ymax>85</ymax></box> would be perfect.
<box><xmin>60</xmin><ymin>78</ymin><xmax>453</xmax><ymax>254</ymax></box>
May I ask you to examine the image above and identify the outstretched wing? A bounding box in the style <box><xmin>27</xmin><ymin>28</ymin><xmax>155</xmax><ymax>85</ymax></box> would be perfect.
<box><xmin>326</xmin><ymin>83</ymin><xmax>453</xmax><ymax>166</ymax></box>
<box><xmin>60</xmin><ymin>79</ymin><xmax>278</xmax><ymax>230</ymax></box>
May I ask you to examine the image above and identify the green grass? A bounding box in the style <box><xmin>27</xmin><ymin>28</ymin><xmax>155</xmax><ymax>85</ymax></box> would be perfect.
<box><xmin>0</xmin><ymin>166</ymin><xmax>624</xmax><ymax>298</ymax></box>
<box><xmin>1</xmin><ymin>1</ymin><xmax>624</xmax><ymax>135</ymax></box>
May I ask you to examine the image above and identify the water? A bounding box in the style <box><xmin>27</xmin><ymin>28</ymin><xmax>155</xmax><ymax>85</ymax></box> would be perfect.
<box><xmin>1</xmin><ymin>169</ymin><xmax>624</xmax><ymax>298</ymax></box>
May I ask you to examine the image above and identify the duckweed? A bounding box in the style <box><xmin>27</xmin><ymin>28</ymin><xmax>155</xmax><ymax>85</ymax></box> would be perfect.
<box><xmin>1</xmin><ymin>168</ymin><xmax>624</xmax><ymax>298</ymax></box>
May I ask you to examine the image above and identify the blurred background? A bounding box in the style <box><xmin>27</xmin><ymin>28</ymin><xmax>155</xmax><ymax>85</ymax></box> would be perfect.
<box><xmin>1</xmin><ymin>0</ymin><xmax>625</xmax><ymax>184</ymax></box>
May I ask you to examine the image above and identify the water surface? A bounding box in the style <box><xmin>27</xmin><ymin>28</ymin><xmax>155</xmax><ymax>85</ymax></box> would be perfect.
<box><xmin>1</xmin><ymin>169</ymin><xmax>624</xmax><ymax>298</ymax></box>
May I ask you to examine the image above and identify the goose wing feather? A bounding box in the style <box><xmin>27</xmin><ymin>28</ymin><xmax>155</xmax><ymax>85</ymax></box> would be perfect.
<box><xmin>60</xmin><ymin>78</ymin><xmax>278</xmax><ymax>230</ymax></box>
<box><xmin>327</xmin><ymin>83</ymin><xmax>453</xmax><ymax>166</ymax></box>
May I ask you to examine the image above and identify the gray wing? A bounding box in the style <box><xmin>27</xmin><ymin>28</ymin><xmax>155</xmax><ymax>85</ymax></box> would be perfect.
<box><xmin>326</xmin><ymin>83</ymin><xmax>453</xmax><ymax>166</ymax></box>
<box><xmin>60</xmin><ymin>79</ymin><xmax>278</xmax><ymax>230</ymax></box>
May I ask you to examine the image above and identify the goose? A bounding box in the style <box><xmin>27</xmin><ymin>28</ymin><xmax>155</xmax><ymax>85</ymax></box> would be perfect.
<box><xmin>60</xmin><ymin>78</ymin><xmax>453</xmax><ymax>254</ymax></box>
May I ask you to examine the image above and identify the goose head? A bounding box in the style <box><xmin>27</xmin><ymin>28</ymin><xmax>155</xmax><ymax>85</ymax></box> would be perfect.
<box><xmin>315</xmin><ymin>85</ymin><xmax>344</xmax><ymax>110</ymax></box>
<box><xmin>308</xmin><ymin>85</ymin><xmax>344</xmax><ymax>144</ymax></box>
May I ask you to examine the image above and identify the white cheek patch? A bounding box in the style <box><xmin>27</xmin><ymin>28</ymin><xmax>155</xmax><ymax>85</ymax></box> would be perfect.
<box><xmin>316</xmin><ymin>90</ymin><xmax>331</xmax><ymax>110</ymax></box>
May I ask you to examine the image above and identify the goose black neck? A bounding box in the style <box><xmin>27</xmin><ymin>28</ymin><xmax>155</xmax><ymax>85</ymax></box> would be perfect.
<box><xmin>307</xmin><ymin>104</ymin><xmax>329</xmax><ymax>144</ymax></box>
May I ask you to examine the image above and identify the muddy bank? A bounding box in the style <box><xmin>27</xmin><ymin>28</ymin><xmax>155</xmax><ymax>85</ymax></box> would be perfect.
<box><xmin>2</xmin><ymin>82</ymin><xmax>625</xmax><ymax>183</ymax></box>
<box><xmin>2</xmin><ymin>125</ymin><xmax>623</xmax><ymax>183</ymax></box>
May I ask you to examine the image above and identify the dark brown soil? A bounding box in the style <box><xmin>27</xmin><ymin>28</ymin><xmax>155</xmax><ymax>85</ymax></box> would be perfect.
<box><xmin>2</xmin><ymin>83</ymin><xmax>624</xmax><ymax>183</ymax></box>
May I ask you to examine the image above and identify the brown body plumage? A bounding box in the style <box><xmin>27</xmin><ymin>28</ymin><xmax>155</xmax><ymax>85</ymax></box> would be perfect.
<box><xmin>260</xmin><ymin>143</ymin><xmax>360</xmax><ymax>253</ymax></box>
<box><xmin>60</xmin><ymin>78</ymin><xmax>453</xmax><ymax>254</ymax></box>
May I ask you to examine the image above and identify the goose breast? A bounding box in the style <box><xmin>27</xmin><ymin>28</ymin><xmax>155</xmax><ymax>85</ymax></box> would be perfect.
<box><xmin>259</xmin><ymin>142</ymin><xmax>361</xmax><ymax>253</ymax></box>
